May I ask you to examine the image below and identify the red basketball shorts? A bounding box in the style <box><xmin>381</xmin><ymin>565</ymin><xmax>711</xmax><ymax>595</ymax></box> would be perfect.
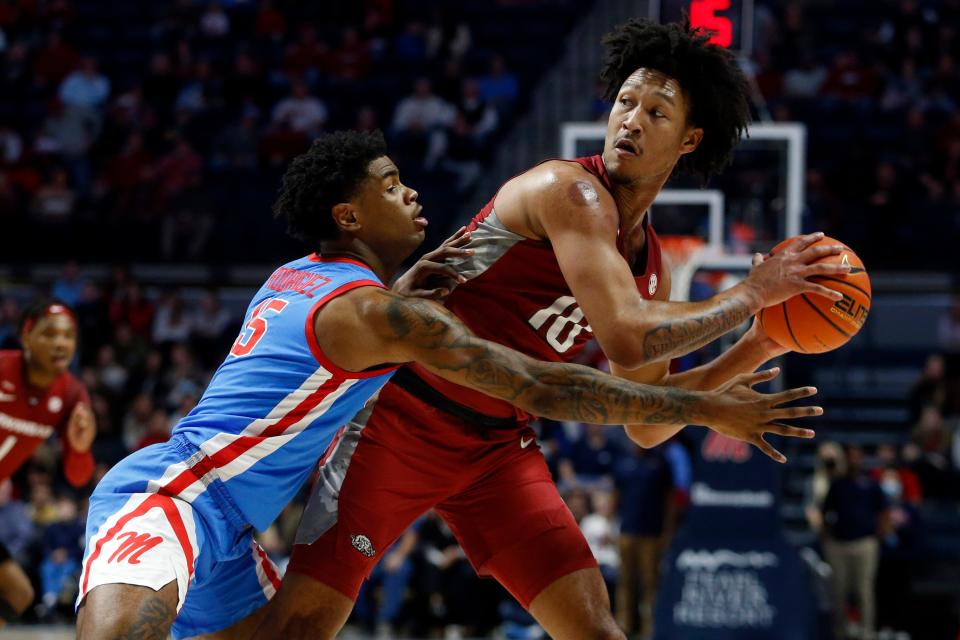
<box><xmin>288</xmin><ymin>381</ymin><xmax>596</xmax><ymax>608</ymax></box>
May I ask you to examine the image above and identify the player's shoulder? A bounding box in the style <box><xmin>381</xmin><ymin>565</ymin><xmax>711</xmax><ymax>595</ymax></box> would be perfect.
<box><xmin>0</xmin><ymin>350</ymin><xmax>23</xmax><ymax>376</ymax></box>
<box><xmin>313</xmin><ymin>284</ymin><xmax>390</xmax><ymax>334</ymax></box>
<box><xmin>513</xmin><ymin>161</ymin><xmax>617</xmax><ymax>238</ymax></box>
<box><xmin>330</xmin><ymin>287</ymin><xmax>453</xmax><ymax>340</ymax></box>
<box><xmin>341</xmin><ymin>286</ymin><xmax>436</xmax><ymax>327</ymax></box>
<box><xmin>520</xmin><ymin>160</ymin><xmax>614</xmax><ymax>211</ymax></box>
<box><xmin>60</xmin><ymin>370</ymin><xmax>88</xmax><ymax>397</ymax></box>
<box><xmin>524</xmin><ymin>159</ymin><xmax>607</xmax><ymax>190</ymax></box>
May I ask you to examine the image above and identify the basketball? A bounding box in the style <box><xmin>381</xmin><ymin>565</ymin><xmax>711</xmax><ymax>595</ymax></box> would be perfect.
<box><xmin>758</xmin><ymin>236</ymin><xmax>871</xmax><ymax>353</ymax></box>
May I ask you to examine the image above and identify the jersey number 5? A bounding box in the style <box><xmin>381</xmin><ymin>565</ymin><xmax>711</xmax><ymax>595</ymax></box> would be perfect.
<box><xmin>230</xmin><ymin>299</ymin><xmax>289</xmax><ymax>357</ymax></box>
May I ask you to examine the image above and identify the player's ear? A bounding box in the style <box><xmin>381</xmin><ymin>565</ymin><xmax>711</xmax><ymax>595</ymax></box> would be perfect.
<box><xmin>19</xmin><ymin>330</ymin><xmax>33</xmax><ymax>358</ymax></box>
<box><xmin>331</xmin><ymin>203</ymin><xmax>361</xmax><ymax>232</ymax></box>
<box><xmin>679</xmin><ymin>126</ymin><xmax>703</xmax><ymax>156</ymax></box>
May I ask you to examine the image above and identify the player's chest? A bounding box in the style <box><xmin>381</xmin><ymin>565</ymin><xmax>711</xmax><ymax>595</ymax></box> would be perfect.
<box><xmin>0</xmin><ymin>376</ymin><xmax>66</xmax><ymax>426</ymax></box>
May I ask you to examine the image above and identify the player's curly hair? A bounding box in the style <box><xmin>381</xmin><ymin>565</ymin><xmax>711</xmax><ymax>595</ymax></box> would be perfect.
<box><xmin>600</xmin><ymin>18</ymin><xmax>751</xmax><ymax>182</ymax></box>
<box><xmin>274</xmin><ymin>130</ymin><xmax>388</xmax><ymax>246</ymax></box>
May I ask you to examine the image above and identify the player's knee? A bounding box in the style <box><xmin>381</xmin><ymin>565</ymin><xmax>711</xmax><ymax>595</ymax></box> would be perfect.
<box><xmin>0</xmin><ymin>564</ymin><xmax>34</xmax><ymax>615</ymax></box>
<box><xmin>264</xmin><ymin>609</ymin><xmax>328</xmax><ymax>639</ymax></box>
<box><xmin>604</xmin><ymin>628</ymin><xmax>628</xmax><ymax>640</ymax></box>
<box><xmin>584</xmin><ymin>612</ymin><xmax>627</xmax><ymax>640</ymax></box>
<box><xmin>255</xmin><ymin>574</ymin><xmax>352</xmax><ymax>639</ymax></box>
<box><xmin>594</xmin><ymin>621</ymin><xmax>627</xmax><ymax>640</ymax></box>
<box><xmin>3</xmin><ymin>583</ymin><xmax>34</xmax><ymax>615</ymax></box>
<box><xmin>258</xmin><ymin>600</ymin><xmax>338</xmax><ymax>640</ymax></box>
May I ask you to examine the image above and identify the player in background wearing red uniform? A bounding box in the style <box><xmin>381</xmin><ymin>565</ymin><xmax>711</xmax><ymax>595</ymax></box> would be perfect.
<box><xmin>0</xmin><ymin>299</ymin><xmax>95</xmax><ymax>628</ymax></box>
<box><xmin>263</xmin><ymin>20</ymin><xmax>852</xmax><ymax>640</ymax></box>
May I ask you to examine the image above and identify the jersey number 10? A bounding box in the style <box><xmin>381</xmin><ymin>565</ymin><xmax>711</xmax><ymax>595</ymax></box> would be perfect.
<box><xmin>528</xmin><ymin>296</ymin><xmax>593</xmax><ymax>354</ymax></box>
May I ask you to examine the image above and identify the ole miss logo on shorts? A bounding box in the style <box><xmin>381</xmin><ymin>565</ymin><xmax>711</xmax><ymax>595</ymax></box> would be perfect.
<box><xmin>108</xmin><ymin>531</ymin><xmax>163</xmax><ymax>565</ymax></box>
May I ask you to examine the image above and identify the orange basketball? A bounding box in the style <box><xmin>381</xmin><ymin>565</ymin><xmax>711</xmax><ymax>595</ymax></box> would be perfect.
<box><xmin>758</xmin><ymin>236</ymin><xmax>871</xmax><ymax>354</ymax></box>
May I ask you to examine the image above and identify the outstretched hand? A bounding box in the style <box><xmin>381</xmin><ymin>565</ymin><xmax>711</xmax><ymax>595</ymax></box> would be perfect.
<box><xmin>392</xmin><ymin>227</ymin><xmax>475</xmax><ymax>300</ymax></box>
<box><xmin>703</xmin><ymin>367</ymin><xmax>819</xmax><ymax>463</ymax></box>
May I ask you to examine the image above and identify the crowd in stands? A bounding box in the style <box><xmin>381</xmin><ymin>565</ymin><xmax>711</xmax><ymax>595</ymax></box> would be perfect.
<box><xmin>0</xmin><ymin>0</ymin><xmax>575</xmax><ymax>264</ymax></box>
<box><xmin>802</xmin><ymin>300</ymin><xmax>960</xmax><ymax>640</ymax></box>
<box><xmin>752</xmin><ymin>0</ymin><xmax>959</xmax><ymax>271</ymax></box>
<box><xmin>2</xmin><ymin>0</ymin><xmax>956</xmax><ymax>271</ymax></box>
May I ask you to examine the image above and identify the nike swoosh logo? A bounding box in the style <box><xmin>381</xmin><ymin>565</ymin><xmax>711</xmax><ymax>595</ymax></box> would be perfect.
<box><xmin>520</xmin><ymin>436</ymin><xmax>535</xmax><ymax>449</ymax></box>
<box><xmin>0</xmin><ymin>392</ymin><xmax>15</xmax><ymax>402</ymax></box>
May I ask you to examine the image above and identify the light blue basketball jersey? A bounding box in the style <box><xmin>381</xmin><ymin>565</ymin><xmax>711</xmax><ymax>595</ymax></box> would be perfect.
<box><xmin>162</xmin><ymin>255</ymin><xmax>398</xmax><ymax>531</ymax></box>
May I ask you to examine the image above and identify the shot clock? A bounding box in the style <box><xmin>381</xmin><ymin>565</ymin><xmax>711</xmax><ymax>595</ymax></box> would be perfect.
<box><xmin>650</xmin><ymin>0</ymin><xmax>754</xmax><ymax>56</ymax></box>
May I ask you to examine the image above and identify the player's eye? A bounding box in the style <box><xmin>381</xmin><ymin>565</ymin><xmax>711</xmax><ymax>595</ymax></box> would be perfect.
<box><xmin>651</xmin><ymin>109</ymin><xmax>665</xmax><ymax>118</ymax></box>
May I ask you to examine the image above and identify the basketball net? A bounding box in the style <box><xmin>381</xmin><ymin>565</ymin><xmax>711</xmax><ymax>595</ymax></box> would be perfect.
<box><xmin>660</xmin><ymin>235</ymin><xmax>708</xmax><ymax>302</ymax></box>
<box><xmin>659</xmin><ymin>235</ymin><xmax>757</xmax><ymax>302</ymax></box>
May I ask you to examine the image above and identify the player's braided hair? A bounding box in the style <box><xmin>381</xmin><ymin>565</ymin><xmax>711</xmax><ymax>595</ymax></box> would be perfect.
<box><xmin>600</xmin><ymin>18</ymin><xmax>751</xmax><ymax>182</ymax></box>
<box><xmin>274</xmin><ymin>130</ymin><xmax>388</xmax><ymax>246</ymax></box>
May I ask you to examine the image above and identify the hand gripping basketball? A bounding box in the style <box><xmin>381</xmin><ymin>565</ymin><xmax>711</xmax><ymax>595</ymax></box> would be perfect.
<box><xmin>742</xmin><ymin>231</ymin><xmax>852</xmax><ymax>308</ymax></box>
<box><xmin>703</xmin><ymin>367</ymin><xmax>820</xmax><ymax>463</ymax></box>
<box><xmin>758</xmin><ymin>235</ymin><xmax>871</xmax><ymax>353</ymax></box>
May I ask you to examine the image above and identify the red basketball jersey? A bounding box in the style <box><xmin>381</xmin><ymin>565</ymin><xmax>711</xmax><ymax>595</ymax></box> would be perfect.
<box><xmin>0</xmin><ymin>350</ymin><xmax>93</xmax><ymax>486</ymax></box>
<box><xmin>408</xmin><ymin>155</ymin><xmax>663</xmax><ymax>421</ymax></box>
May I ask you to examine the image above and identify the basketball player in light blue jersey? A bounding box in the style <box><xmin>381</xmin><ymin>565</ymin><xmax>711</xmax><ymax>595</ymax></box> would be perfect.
<box><xmin>76</xmin><ymin>130</ymin><xmax>822</xmax><ymax>639</ymax></box>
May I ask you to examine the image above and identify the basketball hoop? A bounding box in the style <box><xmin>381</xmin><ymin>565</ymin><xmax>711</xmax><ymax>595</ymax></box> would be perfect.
<box><xmin>658</xmin><ymin>235</ymin><xmax>756</xmax><ymax>301</ymax></box>
<box><xmin>660</xmin><ymin>235</ymin><xmax>707</xmax><ymax>302</ymax></box>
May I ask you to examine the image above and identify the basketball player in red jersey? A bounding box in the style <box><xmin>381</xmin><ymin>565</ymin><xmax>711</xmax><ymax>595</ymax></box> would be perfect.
<box><xmin>0</xmin><ymin>299</ymin><xmax>95</xmax><ymax>628</ymax></box>
<box><xmin>263</xmin><ymin>20</ymin><xmax>851</xmax><ymax>639</ymax></box>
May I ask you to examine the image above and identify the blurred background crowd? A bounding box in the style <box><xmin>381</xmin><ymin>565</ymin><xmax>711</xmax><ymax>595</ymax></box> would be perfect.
<box><xmin>0</xmin><ymin>0</ymin><xmax>574</xmax><ymax>263</ymax></box>
<box><xmin>1</xmin><ymin>0</ymin><xmax>959</xmax><ymax>638</ymax></box>
<box><xmin>0</xmin><ymin>0</ymin><xmax>956</xmax><ymax>268</ymax></box>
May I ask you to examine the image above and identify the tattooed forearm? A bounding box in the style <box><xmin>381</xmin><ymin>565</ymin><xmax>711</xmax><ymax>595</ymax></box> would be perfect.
<box><xmin>642</xmin><ymin>297</ymin><xmax>752</xmax><ymax>362</ymax></box>
<box><xmin>379</xmin><ymin>291</ymin><xmax>706</xmax><ymax>427</ymax></box>
<box><xmin>521</xmin><ymin>363</ymin><xmax>703</xmax><ymax>426</ymax></box>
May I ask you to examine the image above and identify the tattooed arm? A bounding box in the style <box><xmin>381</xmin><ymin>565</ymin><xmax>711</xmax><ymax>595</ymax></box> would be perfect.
<box><xmin>610</xmin><ymin>262</ymin><xmax>789</xmax><ymax>448</ymax></box>
<box><xmin>614</xmin><ymin>321</ymin><xmax>790</xmax><ymax>447</ymax></box>
<box><xmin>314</xmin><ymin>287</ymin><xmax>820</xmax><ymax>461</ymax></box>
<box><xmin>491</xmin><ymin>161</ymin><xmax>849</xmax><ymax>369</ymax></box>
